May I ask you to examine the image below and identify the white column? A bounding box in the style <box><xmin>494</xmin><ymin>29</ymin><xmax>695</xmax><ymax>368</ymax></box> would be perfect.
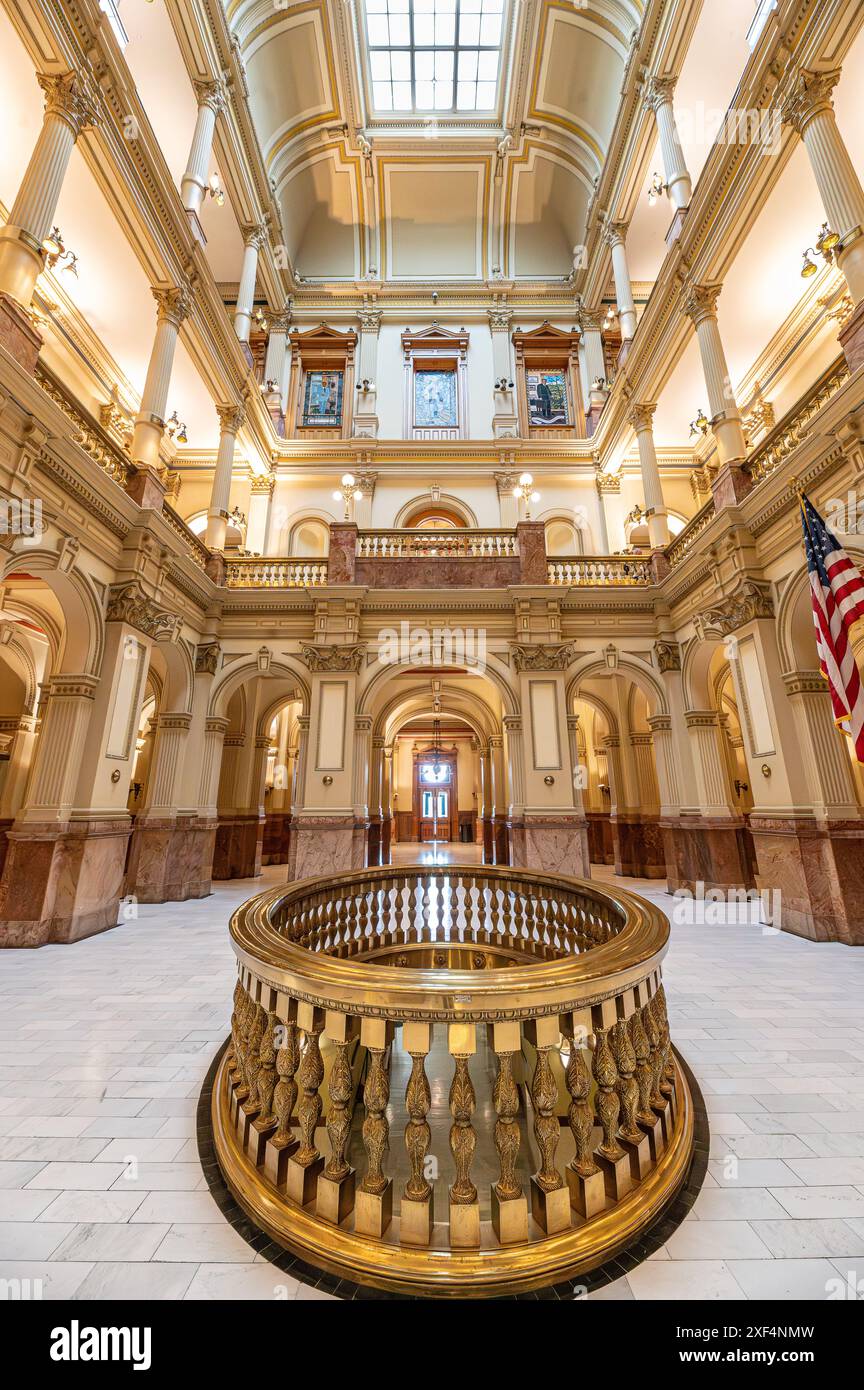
<box><xmin>353</xmin><ymin>306</ymin><xmax>382</xmax><ymax>438</ymax></box>
<box><xmin>488</xmin><ymin>307</ymin><xmax>518</xmax><ymax>438</ymax></box>
<box><xmin>682</xmin><ymin>282</ymin><xmax>747</xmax><ymax>466</ymax></box>
<box><xmin>644</xmin><ymin>76</ymin><xmax>692</xmax><ymax>211</ymax></box>
<box><xmin>0</xmin><ymin>73</ymin><xmax>98</xmax><ymax>307</ymax></box>
<box><xmin>293</xmin><ymin>714</ymin><xmax>310</xmax><ymax>812</ymax></box>
<box><xmin>181</xmin><ymin>80</ymin><xmax>226</xmax><ymax>218</ymax></box>
<box><xmin>783</xmin><ymin>671</ymin><xmax>860</xmax><ymax>819</ymax></box>
<box><xmin>783</xmin><ymin>68</ymin><xmax>864</xmax><ymax>305</ymax></box>
<box><xmin>594</xmin><ymin>478</ymin><xmax>611</xmax><ymax>552</ymax></box>
<box><xmin>206</xmin><ymin>403</ymin><xmax>245</xmax><ymax>550</ymax></box>
<box><xmin>245</xmin><ymin>475</ymin><xmax>274</xmax><ymax>555</ymax></box>
<box><xmin>602</xmin><ymin>220</ymin><xmax>637</xmax><ymax>341</ymax></box>
<box><xmin>503</xmin><ymin>715</ymin><xmax>525</xmax><ymax>814</ymax></box>
<box><xmin>199</xmin><ymin>717</ymin><xmax>229</xmax><ymax>818</ymax></box>
<box><xmin>132</xmin><ymin>285</ymin><xmax>193</xmax><ymax>471</ymax></box>
<box><xmin>628</xmin><ymin>403</ymin><xmax>670</xmax><ymax>546</ymax></box>
<box><xmin>263</xmin><ymin>313</ymin><xmax>289</xmax><ymax>393</ymax></box>
<box><xmin>234</xmin><ymin>224</ymin><xmax>266</xmax><ymax>343</ymax></box>
<box><xmin>579</xmin><ymin>313</ymin><xmax>607</xmax><ymax>388</ymax></box>
<box><xmin>647</xmin><ymin>714</ymin><xmax>682</xmax><ymax>816</ymax></box>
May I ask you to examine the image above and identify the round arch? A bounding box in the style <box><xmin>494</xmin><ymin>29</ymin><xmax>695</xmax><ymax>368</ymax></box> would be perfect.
<box><xmin>357</xmin><ymin>650</ymin><xmax>519</xmax><ymax>720</ymax></box>
<box><xmin>565</xmin><ymin>652</ymin><xmax>669</xmax><ymax>719</ymax></box>
<box><xmin>209</xmin><ymin>653</ymin><xmax>311</xmax><ymax>720</ymax></box>
<box><xmin>0</xmin><ymin>551</ymin><xmax>104</xmax><ymax>676</ymax></box>
<box><xmin>393</xmin><ymin>494</ymin><xmax>479</xmax><ymax>529</ymax></box>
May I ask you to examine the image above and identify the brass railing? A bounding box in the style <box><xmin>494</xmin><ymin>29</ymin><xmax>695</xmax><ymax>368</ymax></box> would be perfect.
<box><xmin>214</xmin><ymin>865</ymin><xmax>692</xmax><ymax>1297</ymax></box>
<box><xmin>162</xmin><ymin>503</ymin><xmax>210</xmax><ymax>569</ymax></box>
<box><xmin>225</xmin><ymin>557</ymin><xmax>329</xmax><ymax>588</ymax></box>
<box><xmin>665</xmin><ymin>502</ymin><xmax>716</xmax><ymax>570</ymax></box>
<box><xmin>547</xmin><ymin>555</ymin><xmax>652</xmax><ymax>586</ymax></box>
<box><xmin>358</xmin><ymin>529</ymin><xmax>518</xmax><ymax>558</ymax></box>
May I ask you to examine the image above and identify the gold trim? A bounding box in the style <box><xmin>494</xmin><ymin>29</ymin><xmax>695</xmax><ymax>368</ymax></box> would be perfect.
<box><xmin>212</xmin><ymin>1047</ymin><xmax>694</xmax><ymax>1296</ymax></box>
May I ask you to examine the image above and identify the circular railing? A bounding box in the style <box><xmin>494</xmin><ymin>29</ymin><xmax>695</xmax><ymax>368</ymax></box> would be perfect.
<box><xmin>212</xmin><ymin>865</ymin><xmax>694</xmax><ymax>1297</ymax></box>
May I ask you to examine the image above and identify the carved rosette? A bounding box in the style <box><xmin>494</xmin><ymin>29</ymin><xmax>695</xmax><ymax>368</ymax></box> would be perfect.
<box><xmin>273</xmin><ymin>1021</ymin><xmax>300</xmax><ymax>1146</ymax></box>
<box><xmin>324</xmin><ymin>1040</ymin><xmax>354</xmax><ymax>1181</ymax></box>
<box><xmin>295</xmin><ymin>1023</ymin><xmax>324</xmax><ymax>1166</ymax></box>
<box><xmin>593</xmin><ymin>1026</ymin><xmax>625</xmax><ymax>1160</ymax></box>
<box><xmin>448</xmin><ymin>1055</ymin><xmax>477</xmax><ymax>1204</ymax></box>
<box><xmin>565</xmin><ymin>1042</ymin><xmax>599</xmax><ymax>1177</ymax></box>
<box><xmin>492</xmin><ymin>1051</ymin><xmax>522</xmax><ymax>1201</ymax></box>
<box><xmin>531</xmin><ymin>1046</ymin><xmax>564</xmax><ymax>1193</ymax></box>
<box><xmin>360</xmin><ymin>1048</ymin><xmax>390</xmax><ymax>1195</ymax></box>
<box><xmin>404</xmin><ymin>1051</ymin><xmax>432</xmax><ymax>1201</ymax></box>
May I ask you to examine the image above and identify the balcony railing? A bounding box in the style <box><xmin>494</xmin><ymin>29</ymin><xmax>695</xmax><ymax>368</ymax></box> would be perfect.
<box><xmin>358</xmin><ymin>529</ymin><xmax>518</xmax><ymax>558</ymax></box>
<box><xmin>665</xmin><ymin>503</ymin><xmax>716</xmax><ymax>570</ymax></box>
<box><xmin>35</xmin><ymin>365</ymin><xmax>132</xmax><ymax>488</ymax></box>
<box><xmin>162</xmin><ymin>503</ymin><xmax>210</xmax><ymax>569</ymax></box>
<box><xmin>747</xmin><ymin>355</ymin><xmax>850</xmax><ymax>486</ymax></box>
<box><xmin>212</xmin><ymin>865</ymin><xmax>692</xmax><ymax>1297</ymax></box>
<box><xmin>225</xmin><ymin>557</ymin><xmax>329</xmax><ymax>588</ymax></box>
<box><xmin>547</xmin><ymin>555</ymin><xmax>652</xmax><ymax>585</ymax></box>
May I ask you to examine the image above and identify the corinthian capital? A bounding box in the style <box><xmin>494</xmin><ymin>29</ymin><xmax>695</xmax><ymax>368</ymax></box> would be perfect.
<box><xmin>643</xmin><ymin>75</ymin><xmax>677</xmax><ymax>114</ymax></box>
<box><xmin>681</xmin><ymin>280</ymin><xmax>722</xmax><ymax>325</ymax></box>
<box><xmin>193</xmin><ymin>78</ymin><xmax>227</xmax><ymax>116</ymax></box>
<box><xmin>487</xmin><ymin>306</ymin><xmax>512</xmax><ymax>331</ymax></box>
<box><xmin>781</xmin><ymin>68</ymin><xmax>841</xmax><ymax>135</ymax></box>
<box><xmin>152</xmin><ymin>283</ymin><xmax>193</xmax><ymax>327</ymax></box>
<box><xmin>600</xmin><ymin>215</ymin><xmax>628</xmax><ymax>249</ymax></box>
<box><xmin>628</xmin><ymin>402</ymin><xmax>657</xmax><ymax>432</ymax></box>
<box><xmin>242</xmin><ymin>222</ymin><xmax>267</xmax><ymax>251</ymax></box>
<box><xmin>38</xmin><ymin>72</ymin><xmax>100</xmax><ymax>138</ymax></box>
<box><xmin>217</xmin><ymin>402</ymin><xmax>245</xmax><ymax>435</ymax></box>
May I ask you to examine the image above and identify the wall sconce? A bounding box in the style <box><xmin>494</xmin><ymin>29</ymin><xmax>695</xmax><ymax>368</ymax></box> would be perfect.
<box><xmin>603</xmin><ymin>304</ymin><xmax>618</xmax><ymax>329</ymax></box>
<box><xmin>356</xmin><ymin>378</ymin><xmax>376</xmax><ymax>393</ymax></box>
<box><xmin>647</xmin><ymin>171</ymin><xmax>668</xmax><ymax>206</ymax></box>
<box><xmin>166</xmin><ymin>410</ymin><xmax>188</xmax><ymax>444</ymax></box>
<box><xmin>512</xmin><ymin>472</ymin><xmax>540</xmax><ymax>519</ymax></box>
<box><xmin>253</xmin><ymin>306</ymin><xmax>269</xmax><ymax>333</ymax></box>
<box><xmin>800</xmin><ymin>222</ymin><xmax>840</xmax><ymax>278</ymax></box>
<box><xmin>689</xmin><ymin>407</ymin><xmax>709</xmax><ymax>438</ymax></box>
<box><xmin>207</xmin><ymin>172</ymin><xmax>225</xmax><ymax>206</ymax></box>
<box><xmin>41</xmin><ymin>227</ymin><xmax>79</xmax><ymax>276</ymax></box>
<box><xmin>332</xmin><ymin>472</ymin><xmax>362</xmax><ymax>519</ymax></box>
<box><xmin>227</xmin><ymin>505</ymin><xmax>247</xmax><ymax>532</ymax></box>
<box><xmin>260</xmin><ymin>377</ymin><xmax>279</xmax><ymax>395</ymax></box>
<box><xmin>591</xmin><ymin>375</ymin><xmax>607</xmax><ymax>393</ymax></box>
<box><xmin>493</xmin><ymin>377</ymin><xmax>514</xmax><ymax>391</ymax></box>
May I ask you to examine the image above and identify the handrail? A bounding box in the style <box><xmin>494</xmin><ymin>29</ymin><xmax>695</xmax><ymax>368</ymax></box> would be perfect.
<box><xmin>35</xmin><ymin>364</ymin><xmax>132</xmax><ymax>488</ymax></box>
<box><xmin>229</xmin><ymin>864</ymin><xmax>669</xmax><ymax>1022</ymax></box>
<box><xmin>665</xmin><ymin>501</ymin><xmax>716</xmax><ymax>570</ymax></box>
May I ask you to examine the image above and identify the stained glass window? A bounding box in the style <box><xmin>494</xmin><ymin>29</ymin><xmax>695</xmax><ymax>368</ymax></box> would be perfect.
<box><xmin>526</xmin><ymin>371</ymin><xmax>570</xmax><ymax>426</ymax></box>
<box><xmin>302</xmin><ymin>370</ymin><xmax>344</xmax><ymax>427</ymax></box>
<box><xmin>414</xmin><ymin>369</ymin><xmax>457</xmax><ymax>427</ymax></box>
<box><xmin>365</xmin><ymin>0</ymin><xmax>505</xmax><ymax>113</ymax></box>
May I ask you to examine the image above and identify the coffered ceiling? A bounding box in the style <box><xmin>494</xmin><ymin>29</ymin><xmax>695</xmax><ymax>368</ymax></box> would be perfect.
<box><xmin>226</xmin><ymin>0</ymin><xmax>642</xmax><ymax>281</ymax></box>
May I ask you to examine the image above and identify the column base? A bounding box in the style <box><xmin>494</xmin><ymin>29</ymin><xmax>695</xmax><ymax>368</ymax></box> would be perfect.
<box><xmin>0</xmin><ymin>817</ymin><xmax>131</xmax><ymax>947</ymax></box>
<box><xmin>661</xmin><ymin>815</ymin><xmax>756</xmax><ymax>893</ymax></box>
<box><xmin>291</xmin><ymin>816</ymin><xmax>357</xmax><ymax>881</ymax></box>
<box><xmin>262</xmin><ymin>811</ymin><xmax>292</xmax><ymax>865</ymax></box>
<box><xmin>711</xmin><ymin>462</ymin><xmax>752</xmax><ymax>509</ymax></box>
<box><xmin>0</xmin><ymin>292</ymin><xmax>41</xmax><ymax>374</ymax></box>
<box><xmin>126</xmin><ymin>815</ymin><xmax>216</xmax><ymax>902</ymax></box>
<box><xmin>491</xmin><ymin>1187</ymin><xmax>528</xmax><ymax>1244</ymax></box>
<box><xmin>749</xmin><ymin>815</ymin><xmax>864</xmax><ymax>945</ymax></box>
<box><xmin>586</xmin><ymin>811</ymin><xmax>615</xmax><ymax>865</ymax></box>
<box><xmin>211</xmin><ymin>814</ymin><xmax>264</xmax><ymax>880</ymax></box>
<box><xmin>610</xmin><ymin>814</ymin><xmax>666</xmax><ymax>878</ymax></box>
<box><xmin>510</xmin><ymin>814</ymin><xmax>591</xmax><ymax>877</ymax></box>
<box><xmin>366</xmin><ymin>814</ymin><xmax>382</xmax><ymax>867</ymax></box>
<box><xmin>839</xmin><ymin>297</ymin><xmax>864</xmax><ymax>374</ymax></box>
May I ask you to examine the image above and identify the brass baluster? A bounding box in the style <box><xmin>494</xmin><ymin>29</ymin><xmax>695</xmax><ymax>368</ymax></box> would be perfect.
<box><xmin>592</xmin><ymin>1013</ymin><xmax>632</xmax><ymax>1201</ymax></box>
<box><xmin>648</xmin><ymin>988</ymin><xmax>673</xmax><ymax>1142</ymax></box>
<box><xmin>242</xmin><ymin>1002</ymin><xmax>265</xmax><ymax>1118</ymax></box>
<box><xmin>564</xmin><ymin>1016</ymin><xmax>605</xmax><ymax>1218</ymax></box>
<box><xmin>613</xmin><ymin>1016</ymin><xmax>651</xmax><ymax>1180</ymax></box>
<box><xmin>448</xmin><ymin>1023</ymin><xmax>480</xmax><ymax>1247</ymax></box>
<box><xmin>490</xmin><ymin>1021</ymin><xmax>529</xmax><ymax>1244</ymax></box>
<box><xmin>632</xmin><ymin>993</ymin><xmax>665</xmax><ymax>1159</ymax></box>
<box><xmin>526</xmin><ymin>1018</ymin><xmax>570</xmax><ymax>1234</ymax></box>
<box><xmin>285</xmin><ymin>1006</ymin><xmax>325</xmax><ymax>1206</ymax></box>
<box><xmin>264</xmin><ymin>1014</ymin><xmax>300</xmax><ymax>1187</ymax></box>
<box><xmin>256</xmin><ymin>1012</ymin><xmax>278</xmax><ymax>1127</ymax></box>
<box><xmin>401</xmin><ymin>1022</ymin><xmax>434</xmax><ymax>1246</ymax></box>
<box><xmin>356</xmin><ymin>1020</ymin><xmax>393</xmax><ymax>1236</ymax></box>
<box><xmin>317</xmin><ymin>1011</ymin><xmax>357</xmax><ymax>1225</ymax></box>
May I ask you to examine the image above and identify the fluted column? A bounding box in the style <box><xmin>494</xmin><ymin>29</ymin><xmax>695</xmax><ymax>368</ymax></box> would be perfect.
<box><xmin>293</xmin><ymin>714</ymin><xmax>310</xmax><ymax>813</ymax></box>
<box><xmin>17</xmin><ymin>676</ymin><xmax>98</xmax><ymax>822</ymax></box>
<box><xmin>602</xmin><ymin>220</ymin><xmax>637</xmax><ymax>341</ymax></box>
<box><xmin>352</xmin><ymin>716</ymin><xmax>373</xmax><ymax>819</ymax></box>
<box><xmin>199</xmin><ymin>717</ymin><xmax>229</xmax><ymax>818</ymax></box>
<box><xmin>141</xmin><ymin>713</ymin><xmax>192</xmax><ymax>820</ymax></box>
<box><xmin>644</xmin><ymin>76</ymin><xmax>692</xmax><ymax>211</ymax></box>
<box><xmin>685</xmin><ymin>711</ymin><xmax>735</xmax><ymax>818</ymax></box>
<box><xmin>354</xmin><ymin>306</ymin><xmax>382</xmax><ymax>438</ymax></box>
<box><xmin>245</xmin><ymin>474</ymin><xmax>274</xmax><ymax>555</ymax></box>
<box><xmin>647</xmin><ymin>714</ymin><xmax>682</xmax><ymax>816</ymax></box>
<box><xmin>263</xmin><ymin>313</ymin><xmax>289</xmax><ymax>388</ymax></box>
<box><xmin>0</xmin><ymin>73</ymin><xmax>99</xmax><ymax>307</ymax></box>
<box><xmin>488</xmin><ymin>306</ymin><xmax>518</xmax><ymax>438</ymax></box>
<box><xmin>577</xmin><ymin>307</ymin><xmax>608</xmax><ymax>434</ymax></box>
<box><xmin>682</xmin><ymin>282</ymin><xmax>747</xmax><ymax>468</ymax></box>
<box><xmin>783</xmin><ymin>672</ymin><xmax>860</xmax><ymax>819</ymax></box>
<box><xmin>503</xmin><ymin>715</ymin><xmax>525</xmax><ymax>813</ymax></box>
<box><xmin>628</xmin><ymin>403</ymin><xmax>670</xmax><ymax>546</ymax></box>
<box><xmin>783</xmin><ymin>69</ymin><xmax>864</xmax><ymax>304</ymax></box>
<box><xmin>131</xmin><ymin>285</ymin><xmax>193</xmax><ymax>472</ymax></box>
<box><xmin>205</xmin><ymin>403</ymin><xmax>245</xmax><ymax>551</ymax></box>
<box><xmin>234</xmin><ymin>224</ymin><xmax>266</xmax><ymax>344</ymax></box>
<box><xmin>181</xmin><ymin>80</ymin><xmax>226</xmax><ymax>219</ymax></box>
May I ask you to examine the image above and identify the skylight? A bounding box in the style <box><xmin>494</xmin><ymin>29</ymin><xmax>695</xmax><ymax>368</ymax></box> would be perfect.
<box><xmin>365</xmin><ymin>0</ymin><xmax>505</xmax><ymax>114</ymax></box>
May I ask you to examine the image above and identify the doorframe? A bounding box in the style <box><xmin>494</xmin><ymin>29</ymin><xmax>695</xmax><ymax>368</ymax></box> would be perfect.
<box><xmin>412</xmin><ymin>745</ymin><xmax>459</xmax><ymax>841</ymax></box>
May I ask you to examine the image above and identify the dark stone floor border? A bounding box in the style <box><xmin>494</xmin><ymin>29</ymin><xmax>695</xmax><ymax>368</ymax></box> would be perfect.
<box><xmin>197</xmin><ymin>1041</ymin><xmax>709</xmax><ymax>1301</ymax></box>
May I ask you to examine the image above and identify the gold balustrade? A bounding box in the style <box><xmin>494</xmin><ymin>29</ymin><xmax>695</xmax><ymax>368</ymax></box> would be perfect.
<box><xmin>357</xmin><ymin>529</ymin><xmax>518</xmax><ymax>558</ymax></box>
<box><xmin>546</xmin><ymin>555</ymin><xmax>652</xmax><ymax>586</ymax></box>
<box><xmin>212</xmin><ymin>865</ymin><xmax>693</xmax><ymax>1296</ymax></box>
<box><xmin>665</xmin><ymin>502</ymin><xmax>716</xmax><ymax>570</ymax></box>
<box><xmin>747</xmin><ymin>356</ymin><xmax>850</xmax><ymax>486</ymax></box>
<box><xmin>162</xmin><ymin>502</ymin><xmax>210</xmax><ymax>569</ymax></box>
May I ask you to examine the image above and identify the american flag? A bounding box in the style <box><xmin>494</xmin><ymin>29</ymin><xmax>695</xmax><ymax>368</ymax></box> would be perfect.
<box><xmin>800</xmin><ymin>492</ymin><xmax>864</xmax><ymax>762</ymax></box>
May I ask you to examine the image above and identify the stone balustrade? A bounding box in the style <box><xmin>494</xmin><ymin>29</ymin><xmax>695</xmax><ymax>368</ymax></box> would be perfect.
<box><xmin>547</xmin><ymin>556</ymin><xmax>652</xmax><ymax>586</ymax></box>
<box><xmin>213</xmin><ymin>864</ymin><xmax>693</xmax><ymax>1296</ymax></box>
<box><xmin>224</xmin><ymin>558</ymin><xmax>329</xmax><ymax>588</ymax></box>
<box><xmin>357</xmin><ymin>529</ymin><xmax>518</xmax><ymax>558</ymax></box>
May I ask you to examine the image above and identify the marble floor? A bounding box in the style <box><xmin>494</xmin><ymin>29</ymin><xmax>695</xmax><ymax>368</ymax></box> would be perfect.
<box><xmin>1</xmin><ymin>858</ymin><xmax>864</xmax><ymax>1302</ymax></box>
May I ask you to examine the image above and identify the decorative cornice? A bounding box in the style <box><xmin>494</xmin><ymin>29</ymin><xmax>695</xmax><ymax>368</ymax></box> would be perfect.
<box><xmin>510</xmin><ymin>642</ymin><xmax>574</xmax><ymax>672</ymax></box>
<box><xmin>300</xmin><ymin>642</ymin><xmax>366</xmax><ymax>672</ymax></box>
<box><xmin>105</xmin><ymin>581</ymin><xmax>181</xmax><ymax>641</ymax></box>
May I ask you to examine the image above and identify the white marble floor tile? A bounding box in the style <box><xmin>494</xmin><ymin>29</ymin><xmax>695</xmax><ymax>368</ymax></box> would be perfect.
<box><xmin>183</xmin><ymin>1263</ymin><xmax>301</xmax><ymax>1300</ymax></box>
<box><xmin>626</xmin><ymin>1260</ymin><xmax>747</xmax><ymax>1301</ymax></box>
<box><xmin>664</xmin><ymin>1221</ymin><xmax>773</xmax><ymax>1260</ymax></box>
<box><xmin>153</xmin><ymin>1223</ymin><xmax>257</xmax><ymax>1264</ymax></box>
<box><xmin>750</xmin><ymin>1219</ymin><xmax>864</xmax><ymax>1258</ymax></box>
<box><xmin>726</xmin><ymin>1258</ymin><xmax>839</xmax><ymax>1300</ymax></box>
<box><xmin>72</xmin><ymin>1261</ymin><xmax>199</xmax><ymax>1301</ymax></box>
